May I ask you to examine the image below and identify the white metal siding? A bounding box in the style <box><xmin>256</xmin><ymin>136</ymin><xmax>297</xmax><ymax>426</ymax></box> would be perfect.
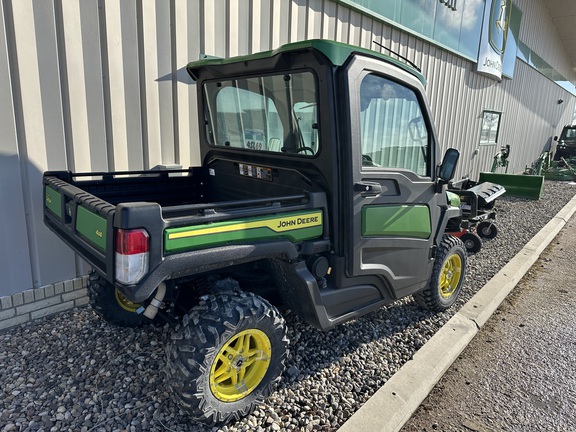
<box><xmin>0</xmin><ymin>1</ymin><xmax>33</xmax><ymax>293</ymax></box>
<box><xmin>1</xmin><ymin>0</ymin><xmax>575</xmax><ymax>295</ymax></box>
<box><xmin>515</xmin><ymin>0</ymin><xmax>575</xmax><ymax>80</ymax></box>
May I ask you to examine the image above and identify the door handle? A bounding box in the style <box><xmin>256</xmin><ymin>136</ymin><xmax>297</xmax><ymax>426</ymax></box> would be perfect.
<box><xmin>354</xmin><ymin>181</ymin><xmax>383</xmax><ymax>195</ymax></box>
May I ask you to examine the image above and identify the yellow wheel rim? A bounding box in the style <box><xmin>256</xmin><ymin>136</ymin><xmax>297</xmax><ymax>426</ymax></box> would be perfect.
<box><xmin>439</xmin><ymin>254</ymin><xmax>462</xmax><ymax>299</ymax></box>
<box><xmin>115</xmin><ymin>288</ymin><xmax>141</xmax><ymax>313</ymax></box>
<box><xmin>209</xmin><ymin>329</ymin><xmax>272</xmax><ymax>402</ymax></box>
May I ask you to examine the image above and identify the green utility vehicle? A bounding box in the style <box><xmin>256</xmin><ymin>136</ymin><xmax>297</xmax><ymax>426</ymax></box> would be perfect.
<box><xmin>43</xmin><ymin>39</ymin><xmax>466</xmax><ymax>425</ymax></box>
<box><xmin>553</xmin><ymin>124</ymin><xmax>576</xmax><ymax>160</ymax></box>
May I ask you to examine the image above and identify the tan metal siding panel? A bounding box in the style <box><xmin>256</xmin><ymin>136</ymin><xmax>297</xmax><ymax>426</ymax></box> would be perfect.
<box><xmin>515</xmin><ymin>0</ymin><xmax>575</xmax><ymax>80</ymax></box>
<box><xmin>203</xmin><ymin>0</ymin><xmax>227</xmax><ymax>57</ymax></box>
<box><xmin>6</xmin><ymin>0</ymin><xmax>76</xmax><ymax>291</ymax></box>
<box><xmin>102</xmin><ymin>0</ymin><xmax>140</xmax><ymax>170</ymax></box>
<box><xmin>321</xmin><ymin>0</ymin><xmax>338</xmax><ymax>39</ymax></box>
<box><xmin>290</xmin><ymin>0</ymin><xmax>308</xmax><ymax>43</ymax></box>
<box><xmin>75</xmin><ymin>1</ymin><xmax>108</xmax><ymax>171</ymax></box>
<box><xmin>174</xmin><ymin>0</ymin><xmax>201</xmax><ymax>167</ymax></box>
<box><xmin>60</xmin><ymin>1</ymin><xmax>99</xmax><ymax>172</ymax></box>
<box><xmin>229</xmin><ymin>0</ymin><xmax>250</xmax><ymax>56</ymax></box>
<box><xmin>140</xmin><ymin>0</ymin><xmax>175</xmax><ymax>168</ymax></box>
<box><xmin>271</xmin><ymin>1</ymin><xmax>291</xmax><ymax>48</ymax></box>
<box><xmin>0</xmin><ymin>0</ymin><xmax>34</xmax><ymax>295</ymax></box>
<box><xmin>2</xmin><ymin>0</ymin><xmax>576</xmax><ymax>295</ymax></box>
<box><xmin>306</xmin><ymin>0</ymin><xmax>324</xmax><ymax>39</ymax></box>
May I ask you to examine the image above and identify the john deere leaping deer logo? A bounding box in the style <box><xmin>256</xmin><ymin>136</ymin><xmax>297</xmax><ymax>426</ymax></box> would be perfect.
<box><xmin>489</xmin><ymin>0</ymin><xmax>512</xmax><ymax>54</ymax></box>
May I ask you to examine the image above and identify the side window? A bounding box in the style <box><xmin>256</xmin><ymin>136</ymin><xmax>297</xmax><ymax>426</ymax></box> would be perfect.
<box><xmin>359</xmin><ymin>74</ymin><xmax>429</xmax><ymax>176</ymax></box>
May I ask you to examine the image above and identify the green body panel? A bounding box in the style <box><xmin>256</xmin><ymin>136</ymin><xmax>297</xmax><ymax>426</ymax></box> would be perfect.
<box><xmin>165</xmin><ymin>210</ymin><xmax>323</xmax><ymax>254</ymax></box>
<box><xmin>361</xmin><ymin>205</ymin><xmax>431</xmax><ymax>239</ymax></box>
<box><xmin>76</xmin><ymin>206</ymin><xmax>107</xmax><ymax>252</ymax></box>
<box><xmin>479</xmin><ymin>172</ymin><xmax>544</xmax><ymax>200</ymax></box>
<box><xmin>445</xmin><ymin>191</ymin><xmax>461</xmax><ymax>207</ymax></box>
<box><xmin>186</xmin><ymin>39</ymin><xmax>426</xmax><ymax>86</ymax></box>
<box><xmin>45</xmin><ymin>186</ymin><xmax>62</xmax><ymax>220</ymax></box>
<box><xmin>544</xmin><ymin>170</ymin><xmax>575</xmax><ymax>181</ymax></box>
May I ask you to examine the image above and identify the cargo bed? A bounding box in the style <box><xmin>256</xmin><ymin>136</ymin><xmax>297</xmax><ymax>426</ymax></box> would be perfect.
<box><xmin>43</xmin><ymin>167</ymin><xmax>323</xmax><ymax>289</ymax></box>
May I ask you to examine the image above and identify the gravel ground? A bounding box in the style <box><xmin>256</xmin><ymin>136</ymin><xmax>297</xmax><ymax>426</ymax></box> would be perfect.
<box><xmin>2</xmin><ymin>181</ymin><xmax>575</xmax><ymax>432</ymax></box>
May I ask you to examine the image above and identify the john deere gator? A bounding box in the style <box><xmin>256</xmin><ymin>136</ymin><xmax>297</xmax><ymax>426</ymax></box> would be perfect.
<box><xmin>43</xmin><ymin>39</ymin><xmax>466</xmax><ymax>425</ymax></box>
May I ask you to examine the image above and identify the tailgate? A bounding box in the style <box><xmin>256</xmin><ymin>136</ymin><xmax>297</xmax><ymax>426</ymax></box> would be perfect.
<box><xmin>44</xmin><ymin>174</ymin><xmax>115</xmax><ymax>279</ymax></box>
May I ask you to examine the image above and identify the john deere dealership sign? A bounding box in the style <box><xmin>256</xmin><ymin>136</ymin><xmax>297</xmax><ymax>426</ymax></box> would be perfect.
<box><xmin>477</xmin><ymin>0</ymin><xmax>512</xmax><ymax>79</ymax></box>
<box><xmin>439</xmin><ymin>0</ymin><xmax>457</xmax><ymax>11</ymax></box>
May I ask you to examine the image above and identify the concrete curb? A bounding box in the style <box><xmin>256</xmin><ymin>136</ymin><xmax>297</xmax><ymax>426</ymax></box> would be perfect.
<box><xmin>338</xmin><ymin>194</ymin><xmax>576</xmax><ymax>432</ymax></box>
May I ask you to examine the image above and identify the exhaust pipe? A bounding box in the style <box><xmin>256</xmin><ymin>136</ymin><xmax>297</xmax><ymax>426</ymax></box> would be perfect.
<box><xmin>142</xmin><ymin>282</ymin><xmax>166</xmax><ymax>320</ymax></box>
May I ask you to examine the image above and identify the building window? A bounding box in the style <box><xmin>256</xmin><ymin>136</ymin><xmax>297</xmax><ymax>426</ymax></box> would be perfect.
<box><xmin>341</xmin><ymin>0</ymin><xmax>484</xmax><ymax>60</ymax></box>
<box><xmin>480</xmin><ymin>110</ymin><xmax>501</xmax><ymax>145</ymax></box>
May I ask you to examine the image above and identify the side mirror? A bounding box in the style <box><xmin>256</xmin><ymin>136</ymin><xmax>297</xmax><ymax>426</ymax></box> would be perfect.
<box><xmin>553</xmin><ymin>136</ymin><xmax>558</xmax><ymax>141</ymax></box>
<box><xmin>438</xmin><ymin>148</ymin><xmax>460</xmax><ymax>183</ymax></box>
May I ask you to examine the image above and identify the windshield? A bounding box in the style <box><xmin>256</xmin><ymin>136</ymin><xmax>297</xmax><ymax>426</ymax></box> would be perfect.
<box><xmin>203</xmin><ymin>72</ymin><xmax>319</xmax><ymax>156</ymax></box>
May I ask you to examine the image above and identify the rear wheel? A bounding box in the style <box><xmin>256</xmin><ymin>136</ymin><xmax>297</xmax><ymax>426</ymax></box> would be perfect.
<box><xmin>166</xmin><ymin>291</ymin><xmax>289</xmax><ymax>425</ymax></box>
<box><xmin>460</xmin><ymin>232</ymin><xmax>482</xmax><ymax>253</ymax></box>
<box><xmin>477</xmin><ymin>221</ymin><xmax>498</xmax><ymax>239</ymax></box>
<box><xmin>87</xmin><ymin>271</ymin><xmax>148</xmax><ymax>327</ymax></box>
<box><xmin>414</xmin><ymin>235</ymin><xmax>466</xmax><ymax>312</ymax></box>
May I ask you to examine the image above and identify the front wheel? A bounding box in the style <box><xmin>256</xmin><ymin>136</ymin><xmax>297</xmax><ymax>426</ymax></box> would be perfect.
<box><xmin>414</xmin><ymin>235</ymin><xmax>467</xmax><ymax>312</ymax></box>
<box><xmin>166</xmin><ymin>291</ymin><xmax>289</xmax><ymax>425</ymax></box>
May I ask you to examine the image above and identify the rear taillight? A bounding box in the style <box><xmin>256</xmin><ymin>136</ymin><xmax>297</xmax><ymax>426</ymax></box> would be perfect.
<box><xmin>115</xmin><ymin>228</ymin><xmax>149</xmax><ymax>285</ymax></box>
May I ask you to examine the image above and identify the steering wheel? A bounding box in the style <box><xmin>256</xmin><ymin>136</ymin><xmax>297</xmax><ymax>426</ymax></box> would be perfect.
<box><xmin>408</xmin><ymin>116</ymin><xmax>427</xmax><ymax>142</ymax></box>
<box><xmin>362</xmin><ymin>154</ymin><xmax>381</xmax><ymax>167</ymax></box>
<box><xmin>295</xmin><ymin>146</ymin><xmax>315</xmax><ymax>155</ymax></box>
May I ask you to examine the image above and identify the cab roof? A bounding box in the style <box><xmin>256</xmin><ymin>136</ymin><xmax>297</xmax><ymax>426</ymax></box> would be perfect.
<box><xmin>186</xmin><ymin>39</ymin><xmax>426</xmax><ymax>86</ymax></box>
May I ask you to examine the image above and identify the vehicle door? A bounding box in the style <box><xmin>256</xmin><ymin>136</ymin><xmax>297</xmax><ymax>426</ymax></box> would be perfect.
<box><xmin>343</xmin><ymin>55</ymin><xmax>442</xmax><ymax>298</ymax></box>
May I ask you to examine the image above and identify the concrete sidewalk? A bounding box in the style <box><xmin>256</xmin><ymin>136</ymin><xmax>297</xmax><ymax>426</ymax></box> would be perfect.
<box><xmin>338</xmin><ymin>195</ymin><xmax>576</xmax><ymax>432</ymax></box>
<box><xmin>403</xmin><ymin>211</ymin><xmax>576</xmax><ymax>431</ymax></box>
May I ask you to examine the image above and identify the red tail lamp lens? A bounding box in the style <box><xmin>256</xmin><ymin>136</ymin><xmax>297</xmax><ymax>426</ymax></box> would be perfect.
<box><xmin>115</xmin><ymin>229</ymin><xmax>149</xmax><ymax>255</ymax></box>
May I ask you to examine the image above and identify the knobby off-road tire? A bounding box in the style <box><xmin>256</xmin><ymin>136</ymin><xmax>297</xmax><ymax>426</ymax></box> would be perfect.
<box><xmin>87</xmin><ymin>271</ymin><xmax>149</xmax><ymax>327</ymax></box>
<box><xmin>414</xmin><ymin>235</ymin><xmax>467</xmax><ymax>312</ymax></box>
<box><xmin>166</xmin><ymin>291</ymin><xmax>289</xmax><ymax>425</ymax></box>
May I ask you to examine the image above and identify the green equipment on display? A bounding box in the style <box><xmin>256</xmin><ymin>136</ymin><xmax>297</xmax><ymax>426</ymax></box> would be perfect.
<box><xmin>479</xmin><ymin>145</ymin><xmax>545</xmax><ymax>200</ymax></box>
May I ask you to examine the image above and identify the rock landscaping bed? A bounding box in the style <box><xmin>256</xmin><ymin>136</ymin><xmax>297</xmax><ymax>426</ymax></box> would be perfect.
<box><xmin>1</xmin><ymin>181</ymin><xmax>575</xmax><ymax>432</ymax></box>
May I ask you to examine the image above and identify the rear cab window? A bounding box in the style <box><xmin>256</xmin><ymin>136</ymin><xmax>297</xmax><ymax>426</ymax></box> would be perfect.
<box><xmin>203</xmin><ymin>72</ymin><xmax>319</xmax><ymax>156</ymax></box>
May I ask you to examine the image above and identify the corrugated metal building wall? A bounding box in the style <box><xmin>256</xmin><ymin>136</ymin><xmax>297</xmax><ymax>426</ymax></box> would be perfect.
<box><xmin>1</xmin><ymin>0</ymin><xmax>575</xmax><ymax>296</ymax></box>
